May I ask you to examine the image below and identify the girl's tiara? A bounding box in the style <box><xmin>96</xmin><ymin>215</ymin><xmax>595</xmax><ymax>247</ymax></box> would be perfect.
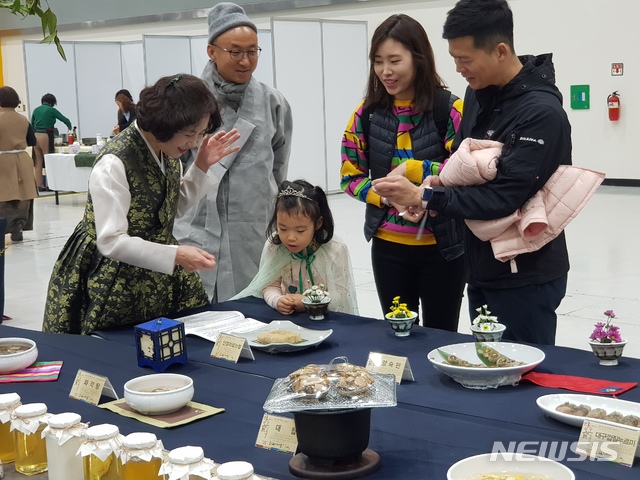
<box><xmin>278</xmin><ymin>185</ymin><xmax>314</xmax><ymax>202</ymax></box>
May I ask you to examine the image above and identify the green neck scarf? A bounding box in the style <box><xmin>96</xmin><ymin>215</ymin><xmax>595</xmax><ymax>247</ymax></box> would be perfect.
<box><xmin>291</xmin><ymin>244</ymin><xmax>318</xmax><ymax>294</ymax></box>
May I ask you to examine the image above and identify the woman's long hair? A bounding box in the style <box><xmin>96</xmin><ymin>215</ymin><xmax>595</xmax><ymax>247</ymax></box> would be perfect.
<box><xmin>363</xmin><ymin>14</ymin><xmax>446</xmax><ymax>113</ymax></box>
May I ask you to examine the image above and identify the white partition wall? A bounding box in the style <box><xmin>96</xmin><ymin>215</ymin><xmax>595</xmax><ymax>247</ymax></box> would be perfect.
<box><xmin>273</xmin><ymin>20</ymin><xmax>326</xmax><ymax>189</ymax></box>
<box><xmin>75</xmin><ymin>42</ymin><xmax>122</xmax><ymax>141</ymax></box>
<box><xmin>190</xmin><ymin>36</ymin><xmax>209</xmax><ymax>77</ymax></box>
<box><xmin>321</xmin><ymin>22</ymin><xmax>368</xmax><ymax>192</ymax></box>
<box><xmin>255</xmin><ymin>30</ymin><xmax>274</xmax><ymax>87</ymax></box>
<box><xmin>272</xmin><ymin>19</ymin><xmax>368</xmax><ymax>191</ymax></box>
<box><xmin>120</xmin><ymin>41</ymin><xmax>145</xmax><ymax>100</ymax></box>
<box><xmin>24</xmin><ymin>41</ymin><xmax>79</xmax><ymax>134</ymax></box>
<box><xmin>143</xmin><ymin>36</ymin><xmax>192</xmax><ymax>84</ymax></box>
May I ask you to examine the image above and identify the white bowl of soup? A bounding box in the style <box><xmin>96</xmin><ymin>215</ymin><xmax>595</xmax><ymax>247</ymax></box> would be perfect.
<box><xmin>0</xmin><ymin>338</ymin><xmax>38</xmax><ymax>374</ymax></box>
<box><xmin>447</xmin><ymin>452</ymin><xmax>575</xmax><ymax>480</ymax></box>
<box><xmin>124</xmin><ymin>373</ymin><xmax>194</xmax><ymax>415</ymax></box>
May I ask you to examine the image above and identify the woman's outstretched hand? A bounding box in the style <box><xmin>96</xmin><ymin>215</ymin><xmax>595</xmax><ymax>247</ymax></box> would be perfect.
<box><xmin>175</xmin><ymin>245</ymin><xmax>216</xmax><ymax>272</ymax></box>
<box><xmin>194</xmin><ymin>129</ymin><xmax>241</xmax><ymax>173</ymax></box>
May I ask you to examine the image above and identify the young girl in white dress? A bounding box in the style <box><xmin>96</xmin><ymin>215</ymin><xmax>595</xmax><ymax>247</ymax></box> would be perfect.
<box><xmin>233</xmin><ymin>179</ymin><xmax>358</xmax><ymax>315</ymax></box>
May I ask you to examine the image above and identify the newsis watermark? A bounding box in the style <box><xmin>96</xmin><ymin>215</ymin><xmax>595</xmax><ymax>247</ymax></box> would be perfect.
<box><xmin>490</xmin><ymin>441</ymin><xmax>620</xmax><ymax>462</ymax></box>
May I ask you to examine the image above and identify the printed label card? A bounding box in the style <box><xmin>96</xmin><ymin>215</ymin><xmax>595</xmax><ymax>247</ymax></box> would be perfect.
<box><xmin>210</xmin><ymin>333</ymin><xmax>254</xmax><ymax>362</ymax></box>
<box><xmin>365</xmin><ymin>352</ymin><xmax>414</xmax><ymax>384</ymax></box>
<box><xmin>255</xmin><ymin>413</ymin><xmax>297</xmax><ymax>455</ymax></box>
<box><xmin>576</xmin><ymin>418</ymin><xmax>640</xmax><ymax>467</ymax></box>
<box><xmin>69</xmin><ymin>369</ymin><xmax>118</xmax><ymax>405</ymax></box>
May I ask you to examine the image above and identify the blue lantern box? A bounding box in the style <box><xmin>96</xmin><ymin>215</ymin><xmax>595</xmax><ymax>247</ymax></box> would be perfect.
<box><xmin>134</xmin><ymin>317</ymin><xmax>187</xmax><ymax>372</ymax></box>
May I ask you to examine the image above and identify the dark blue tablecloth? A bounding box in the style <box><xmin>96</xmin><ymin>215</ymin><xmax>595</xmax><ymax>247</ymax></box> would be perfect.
<box><xmin>2</xmin><ymin>297</ymin><xmax>639</xmax><ymax>479</ymax></box>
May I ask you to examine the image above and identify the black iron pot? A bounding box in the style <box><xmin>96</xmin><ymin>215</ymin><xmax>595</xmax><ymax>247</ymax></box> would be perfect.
<box><xmin>293</xmin><ymin>408</ymin><xmax>371</xmax><ymax>465</ymax></box>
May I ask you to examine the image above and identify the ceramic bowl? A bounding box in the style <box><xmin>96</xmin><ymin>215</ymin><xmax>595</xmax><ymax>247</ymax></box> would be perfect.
<box><xmin>385</xmin><ymin>311</ymin><xmax>417</xmax><ymax>337</ymax></box>
<box><xmin>0</xmin><ymin>338</ymin><xmax>38</xmax><ymax>374</ymax></box>
<box><xmin>427</xmin><ymin>342</ymin><xmax>545</xmax><ymax>389</ymax></box>
<box><xmin>447</xmin><ymin>452</ymin><xmax>575</xmax><ymax>480</ymax></box>
<box><xmin>124</xmin><ymin>373</ymin><xmax>194</xmax><ymax>415</ymax></box>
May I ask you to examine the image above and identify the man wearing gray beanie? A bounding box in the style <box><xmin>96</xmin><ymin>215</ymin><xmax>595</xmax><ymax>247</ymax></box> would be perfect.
<box><xmin>174</xmin><ymin>2</ymin><xmax>293</xmax><ymax>302</ymax></box>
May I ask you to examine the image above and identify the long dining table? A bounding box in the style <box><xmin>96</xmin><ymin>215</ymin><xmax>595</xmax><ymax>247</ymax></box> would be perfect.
<box><xmin>1</xmin><ymin>297</ymin><xmax>639</xmax><ymax>479</ymax></box>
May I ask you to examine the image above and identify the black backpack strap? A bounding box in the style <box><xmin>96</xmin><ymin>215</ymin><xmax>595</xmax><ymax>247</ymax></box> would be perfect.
<box><xmin>433</xmin><ymin>89</ymin><xmax>453</xmax><ymax>142</ymax></box>
<box><xmin>359</xmin><ymin>105</ymin><xmax>371</xmax><ymax>141</ymax></box>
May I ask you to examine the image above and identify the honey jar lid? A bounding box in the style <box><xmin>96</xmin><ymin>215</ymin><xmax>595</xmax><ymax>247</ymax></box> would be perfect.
<box><xmin>217</xmin><ymin>461</ymin><xmax>254</xmax><ymax>480</ymax></box>
<box><xmin>85</xmin><ymin>423</ymin><xmax>120</xmax><ymax>440</ymax></box>
<box><xmin>0</xmin><ymin>392</ymin><xmax>20</xmax><ymax>409</ymax></box>
<box><xmin>14</xmin><ymin>402</ymin><xmax>47</xmax><ymax>418</ymax></box>
<box><xmin>168</xmin><ymin>445</ymin><xmax>204</xmax><ymax>464</ymax></box>
<box><xmin>48</xmin><ymin>412</ymin><xmax>82</xmax><ymax>429</ymax></box>
<box><xmin>122</xmin><ymin>432</ymin><xmax>158</xmax><ymax>449</ymax></box>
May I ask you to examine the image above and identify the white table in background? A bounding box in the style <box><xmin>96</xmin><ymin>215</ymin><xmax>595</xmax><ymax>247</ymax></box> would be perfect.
<box><xmin>44</xmin><ymin>153</ymin><xmax>92</xmax><ymax>204</ymax></box>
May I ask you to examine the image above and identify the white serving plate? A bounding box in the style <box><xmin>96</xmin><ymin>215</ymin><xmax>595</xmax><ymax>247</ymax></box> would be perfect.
<box><xmin>241</xmin><ymin>320</ymin><xmax>333</xmax><ymax>353</ymax></box>
<box><xmin>537</xmin><ymin>393</ymin><xmax>640</xmax><ymax>458</ymax></box>
<box><xmin>447</xmin><ymin>452</ymin><xmax>575</xmax><ymax>480</ymax></box>
<box><xmin>427</xmin><ymin>342</ymin><xmax>545</xmax><ymax>389</ymax></box>
<box><xmin>537</xmin><ymin>393</ymin><xmax>640</xmax><ymax>428</ymax></box>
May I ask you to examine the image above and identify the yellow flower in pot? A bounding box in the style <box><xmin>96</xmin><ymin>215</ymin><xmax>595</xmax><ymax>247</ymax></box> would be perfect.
<box><xmin>385</xmin><ymin>296</ymin><xmax>417</xmax><ymax>337</ymax></box>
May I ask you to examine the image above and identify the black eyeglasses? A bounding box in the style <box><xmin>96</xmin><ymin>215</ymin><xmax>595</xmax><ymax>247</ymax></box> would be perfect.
<box><xmin>212</xmin><ymin>44</ymin><xmax>262</xmax><ymax>61</ymax></box>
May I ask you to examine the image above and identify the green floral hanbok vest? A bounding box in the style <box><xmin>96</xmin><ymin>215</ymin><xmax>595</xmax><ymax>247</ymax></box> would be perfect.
<box><xmin>43</xmin><ymin>126</ymin><xmax>209</xmax><ymax>334</ymax></box>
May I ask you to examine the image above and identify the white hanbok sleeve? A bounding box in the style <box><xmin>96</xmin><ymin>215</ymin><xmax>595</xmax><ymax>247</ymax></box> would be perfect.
<box><xmin>91</xmin><ymin>154</ymin><xmax>216</xmax><ymax>275</ymax></box>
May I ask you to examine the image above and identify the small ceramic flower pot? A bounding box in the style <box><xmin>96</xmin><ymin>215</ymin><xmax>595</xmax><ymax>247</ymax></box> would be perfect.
<box><xmin>588</xmin><ymin>339</ymin><xmax>627</xmax><ymax>366</ymax></box>
<box><xmin>470</xmin><ymin>323</ymin><xmax>506</xmax><ymax>342</ymax></box>
<box><xmin>385</xmin><ymin>311</ymin><xmax>417</xmax><ymax>337</ymax></box>
<box><xmin>302</xmin><ymin>298</ymin><xmax>331</xmax><ymax>320</ymax></box>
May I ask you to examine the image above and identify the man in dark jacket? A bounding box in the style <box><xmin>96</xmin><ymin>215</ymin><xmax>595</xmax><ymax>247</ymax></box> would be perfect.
<box><xmin>372</xmin><ymin>0</ymin><xmax>571</xmax><ymax>345</ymax></box>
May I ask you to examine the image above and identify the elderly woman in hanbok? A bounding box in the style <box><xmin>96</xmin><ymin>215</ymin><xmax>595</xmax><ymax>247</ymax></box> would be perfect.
<box><xmin>43</xmin><ymin>74</ymin><xmax>240</xmax><ymax>335</ymax></box>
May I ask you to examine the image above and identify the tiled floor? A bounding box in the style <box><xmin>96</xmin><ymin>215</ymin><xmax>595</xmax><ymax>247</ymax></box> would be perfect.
<box><xmin>3</xmin><ymin>186</ymin><xmax>639</xmax><ymax>359</ymax></box>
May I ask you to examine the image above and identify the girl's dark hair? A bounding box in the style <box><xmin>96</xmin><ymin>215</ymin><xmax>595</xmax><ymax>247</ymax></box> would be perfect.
<box><xmin>41</xmin><ymin>93</ymin><xmax>57</xmax><ymax>106</ymax></box>
<box><xmin>364</xmin><ymin>14</ymin><xmax>446</xmax><ymax>113</ymax></box>
<box><xmin>0</xmin><ymin>86</ymin><xmax>21</xmax><ymax>108</ymax></box>
<box><xmin>267</xmin><ymin>179</ymin><xmax>334</xmax><ymax>246</ymax></box>
<box><xmin>136</xmin><ymin>73</ymin><xmax>222</xmax><ymax>142</ymax></box>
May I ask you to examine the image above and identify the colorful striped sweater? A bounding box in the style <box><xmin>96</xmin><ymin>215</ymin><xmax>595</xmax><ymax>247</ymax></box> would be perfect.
<box><xmin>340</xmin><ymin>98</ymin><xmax>463</xmax><ymax>245</ymax></box>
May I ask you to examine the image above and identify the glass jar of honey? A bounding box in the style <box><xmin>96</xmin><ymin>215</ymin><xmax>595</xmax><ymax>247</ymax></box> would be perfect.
<box><xmin>118</xmin><ymin>432</ymin><xmax>164</xmax><ymax>480</ymax></box>
<box><xmin>79</xmin><ymin>423</ymin><xmax>123</xmax><ymax>480</ymax></box>
<box><xmin>44</xmin><ymin>412</ymin><xmax>86</xmax><ymax>480</ymax></box>
<box><xmin>11</xmin><ymin>402</ymin><xmax>49</xmax><ymax>475</ymax></box>
<box><xmin>159</xmin><ymin>445</ymin><xmax>215</xmax><ymax>480</ymax></box>
<box><xmin>0</xmin><ymin>392</ymin><xmax>21</xmax><ymax>463</ymax></box>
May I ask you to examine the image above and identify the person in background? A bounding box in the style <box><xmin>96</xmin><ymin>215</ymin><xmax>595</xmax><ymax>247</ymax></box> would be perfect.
<box><xmin>340</xmin><ymin>14</ymin><xmax>465</xmax><ymax>331</ymax></box>
<box><xmin>373</xmin><ymin>0</ymin><xmax>572</xmax><ymax>345</ymax></box>
<box><xmin>111</xmin><ymin>89</ymin><xmax>137</xmax><ymax>136</ymax></box>
<box><xmin>173</xmin><ymin>2</ymin><xmax>293</xmax><ymax>303</ymax></box>
<box><xmin>42</xmin><ymin>74</ymin><xmax>240</xmax><ymax>335</ymax></box>
<box><xmin>0</xmin><ymin>86</ymin><xmax>38</xmax><ymax>242</ymax></box>
<box><xmin>233</xmin><ymin>180</ymin><xmax>358</xmax><ymax>315</ymax></box>
<box><xmin>30</xmin><ymin>93</ymin><xmax>72</xmax><ymax>188</ymax></box>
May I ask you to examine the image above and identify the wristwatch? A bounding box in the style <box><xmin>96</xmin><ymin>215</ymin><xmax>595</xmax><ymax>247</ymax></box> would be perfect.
<box><xmin>421</xmin><ymin>187</ymin><xmax>433</xmax><ymax>209</ymax></box>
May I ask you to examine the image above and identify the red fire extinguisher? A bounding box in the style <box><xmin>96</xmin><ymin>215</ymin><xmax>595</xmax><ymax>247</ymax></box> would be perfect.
<box><xmin>607</xmin><ymin>91</ymin><xmax>620</xmax><ymax>122</ymax></box>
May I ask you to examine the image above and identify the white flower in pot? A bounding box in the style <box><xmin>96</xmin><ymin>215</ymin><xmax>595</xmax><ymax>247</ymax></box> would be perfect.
<box><xmin>471</xmin><ymin>305</ymin><xmax>506</xmax><ymax>342</ymax></box>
